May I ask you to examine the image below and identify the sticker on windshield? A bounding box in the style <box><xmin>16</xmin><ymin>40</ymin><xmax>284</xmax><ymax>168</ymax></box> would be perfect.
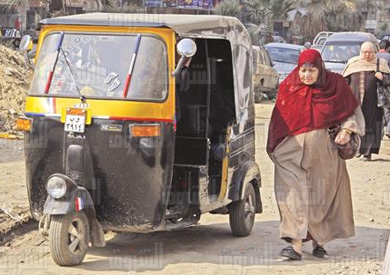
<box><xmin>104</xmin><ymin>72</ymin><xmax>119</xmax><ymax>84</ymax></box>
<box><xmin>107</xmin><ymin>78</ymin><xmax>121</xmax><ymax>96</ymax></box>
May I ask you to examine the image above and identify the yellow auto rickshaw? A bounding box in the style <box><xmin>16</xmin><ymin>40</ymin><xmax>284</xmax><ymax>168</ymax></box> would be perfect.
<box><xmin>18</xmin><ymin>13</ymin><xmax>262</xmax><ymax>266</ymax></box>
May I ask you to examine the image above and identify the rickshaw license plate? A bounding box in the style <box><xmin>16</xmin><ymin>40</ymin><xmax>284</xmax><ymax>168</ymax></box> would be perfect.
<box><xmin>65</xmin><ymin>115</ymin><xmax>85</xmax><ymax>132</ymax></box>
<box><xmin>64</xmin><ymin>109</ymin><xmax>86</xmax><ymax>133</ymax></box>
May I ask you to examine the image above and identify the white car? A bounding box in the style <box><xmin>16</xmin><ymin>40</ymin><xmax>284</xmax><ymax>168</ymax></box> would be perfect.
<box><xmin>311</xmin><ymin>31</ymin><xmax>333</xmax><ymax>51</ymax></box>
<box><xmin>265</xmin><ymin>43</ymin><xmax>305</xmax><ymax>84</ymax></box>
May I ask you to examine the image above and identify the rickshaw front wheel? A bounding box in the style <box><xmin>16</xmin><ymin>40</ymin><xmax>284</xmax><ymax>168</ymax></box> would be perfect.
<box><xmin>229</xmin><ymin>183</ymin><xmax>256</xmax><ymax>237</ymax></box>
<box><xmin>49</xmin><ymin>211</ymin><xmax>90</xmax><ymax>266</ymax></box>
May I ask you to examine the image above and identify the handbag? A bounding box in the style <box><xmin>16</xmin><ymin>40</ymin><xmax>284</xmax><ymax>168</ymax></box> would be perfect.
<box><xmin>328</xmin><ymin>124</ymin><xmax>361</xmax><ymax>160</ymax></box>
<box><xmin>376</xmin><ymin>59</ymin><xmax>390</xmax><ymax>108</ymax></box>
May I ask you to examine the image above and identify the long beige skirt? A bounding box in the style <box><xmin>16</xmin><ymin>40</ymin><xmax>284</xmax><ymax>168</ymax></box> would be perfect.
<box><xmin>270</xmin><ymin>129</ymin><xmax>355</xmax><ymax>245</ymax></box>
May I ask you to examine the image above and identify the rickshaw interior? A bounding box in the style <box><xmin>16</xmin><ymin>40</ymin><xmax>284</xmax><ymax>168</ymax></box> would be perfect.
<box><xmin>170</xmin><ymin>38</ymin><xmax>236</xmax><ymax>220</ymax></box>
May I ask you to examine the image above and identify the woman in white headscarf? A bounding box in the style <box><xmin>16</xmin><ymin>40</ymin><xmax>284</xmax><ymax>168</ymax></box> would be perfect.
<box><xmin>343</xmin><ymin>41</ymin><xmax>390</xmax><ymax>161</ymax></box>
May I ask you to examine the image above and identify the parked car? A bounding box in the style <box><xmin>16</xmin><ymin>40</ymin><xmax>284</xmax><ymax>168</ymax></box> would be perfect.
<box><xmin>252</xmin><ymin>45</ymin><xmax>279</xmax><ymax>102</ymax></box>
<box><xmin>264</xmin><ymin>43</ymin><xmax>304</xmax><ymax>84</ymax></box>
<box><xmin>321</xmin><ymin>32</ymin><xmax>379</xmax><ymax>74</ymax></box>
<box><xmin>311</xmin><ymin>31</ymin><xmax>333</xmax><ymax>51</ymax></box>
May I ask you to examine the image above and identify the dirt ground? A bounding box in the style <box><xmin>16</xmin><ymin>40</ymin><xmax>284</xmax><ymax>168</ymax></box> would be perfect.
<box><xmin>0</xmin><ymin>102</ymin><xmax>389</xmax><ymax>275</ymax></box>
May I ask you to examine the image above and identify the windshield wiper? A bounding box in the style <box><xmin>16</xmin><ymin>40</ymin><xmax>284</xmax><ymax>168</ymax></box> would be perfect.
<box><xmin>43</xmin><ymin>32</ymin><xmax>82</xmax><ymax>97</ymax></box>
<box><xmin>59</xmin><ymin>48</ymin><xmax>82</xmax><ymax>97</ymax></box>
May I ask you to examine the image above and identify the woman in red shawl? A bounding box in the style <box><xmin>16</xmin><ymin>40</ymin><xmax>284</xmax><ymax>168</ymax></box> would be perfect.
<box><xmin>267</xmin><ymin>49</ymin><xmax>365</xmax><ymax>260</ymax></box>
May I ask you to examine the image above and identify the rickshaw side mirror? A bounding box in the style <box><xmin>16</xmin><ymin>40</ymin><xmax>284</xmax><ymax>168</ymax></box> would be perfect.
<box><xmin>172</xmin><ymin>39</ymin><xmax>197</xmax><ymax>77</ymax></box>
<box><xmin>177</xmin><ymin>38</ymin><xmax>197</xmax><ymax>58</ymax></box>
<box><xmin>19</xmin><ymin>35</ymin><xmax>33</xmax><ymax>52</ymax></box>
<box><xmin>18</xmin><ymin>35</ymin><xmax>35</xmax><ymax>70</ymax></box>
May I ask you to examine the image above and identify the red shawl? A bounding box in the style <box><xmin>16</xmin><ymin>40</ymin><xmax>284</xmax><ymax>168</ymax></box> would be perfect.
<box><xmin>267</xmin><ymin>49</ymin><xmax>359</xmax><ymax>153</ymax></box>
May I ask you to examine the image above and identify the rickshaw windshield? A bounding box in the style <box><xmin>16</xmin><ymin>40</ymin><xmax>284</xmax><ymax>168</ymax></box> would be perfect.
<box><xmin>30</xmin><ymin>32</ymin><xmax>168</xmax><ymax>100</ymax></box>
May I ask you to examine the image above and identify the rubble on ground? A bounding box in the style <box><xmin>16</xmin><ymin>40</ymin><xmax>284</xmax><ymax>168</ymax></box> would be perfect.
<box><xmin>0</xmin><ymin>44</ymin><xmax>33</xmax><ymax>136</ymax></box>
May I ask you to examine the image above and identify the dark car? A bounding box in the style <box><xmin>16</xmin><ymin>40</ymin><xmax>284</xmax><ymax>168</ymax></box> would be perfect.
<box><xmin>380</xmin><ymin>33</ymin><xmax>390</xmax><ymax>42</ymax></box>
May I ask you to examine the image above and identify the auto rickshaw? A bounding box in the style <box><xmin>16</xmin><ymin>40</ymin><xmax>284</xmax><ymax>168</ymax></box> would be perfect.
<box><xmin>17</xmin><ymin>13</ymin><xmax>262</xmax><ymax>266</ymax></box>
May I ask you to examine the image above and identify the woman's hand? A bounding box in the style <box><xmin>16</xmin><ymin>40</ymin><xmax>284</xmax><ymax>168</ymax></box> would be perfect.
<box><xmin>375</xmin><ymin>72</ymin><xmax>383</xmax><ymax>80</ymax></box>
<box><xmin>334</xmin><ymin>129</ymin><xmax>351</xmax><ymax>145</ymax></box>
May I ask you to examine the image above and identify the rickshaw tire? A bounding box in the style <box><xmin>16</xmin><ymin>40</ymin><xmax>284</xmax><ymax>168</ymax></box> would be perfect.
<box><xmin>49</xmin><ymin>211</ymin><xmax>89</xmax><ymax>266</ymax></box>
<box><xmin>229</xmin><ymin>183</ymin><xmax>256</xmax><ymax>237</ymax></box>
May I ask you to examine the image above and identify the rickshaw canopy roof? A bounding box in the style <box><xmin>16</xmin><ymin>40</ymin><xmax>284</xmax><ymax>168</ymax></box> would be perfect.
<box><xmin>40</xmin><ymin>13</ymin><xmax>247</xmax><ymax>40</ymax></box>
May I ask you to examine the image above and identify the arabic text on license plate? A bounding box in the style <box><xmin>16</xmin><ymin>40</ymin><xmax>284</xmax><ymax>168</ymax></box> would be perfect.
<box><xmin>65</xmin><ymin>114</ymin><xmax>86</xmax><ymax>133</ymax></box>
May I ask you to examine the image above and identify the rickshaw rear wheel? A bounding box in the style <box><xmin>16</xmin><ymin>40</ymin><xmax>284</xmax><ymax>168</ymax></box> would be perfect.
<box><xmin>229</xmin><ymin>183</ymin><xmax>256</xmax><ymax>237</ymax></box>
<box><xmin>49</xmin><ymin>211</ymin><xmax>89</xmax><ymax>266</ymax></box>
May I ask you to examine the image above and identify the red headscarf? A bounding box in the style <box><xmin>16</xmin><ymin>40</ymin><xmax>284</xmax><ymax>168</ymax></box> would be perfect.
<box><xmin>267</xmin><ymin>49</ymin><xmax>359</xmax><ymax>153</ymax></box>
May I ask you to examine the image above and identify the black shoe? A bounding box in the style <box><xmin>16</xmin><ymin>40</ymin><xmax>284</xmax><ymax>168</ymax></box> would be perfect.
<box><xmin>313</xmin><ymin>246</ymin><xmax>328</xmax><ymax>259</ymax></box>
<box><xmin>363</xmin><ymin>155</ymin><xmax>372</xmax><ymax>162</ymax></box>
<box><xmin>280</xmin><ymin>246</ymin><xmax>302</xmax><ymax>260</ymax></box>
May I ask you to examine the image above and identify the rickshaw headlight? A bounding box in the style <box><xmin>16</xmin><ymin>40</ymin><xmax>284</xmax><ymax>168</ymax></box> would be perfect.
<box><xmin>46</xmin><ymin>177</ymin><xmax>67</xmax><ymax>199</ymax></box>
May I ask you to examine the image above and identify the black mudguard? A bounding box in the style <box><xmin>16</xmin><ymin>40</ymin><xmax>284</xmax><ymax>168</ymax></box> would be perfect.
<box><xmin>43</xmin><ymin>186</ymin><xmax>105</xmax><ymax>247</ymax></box>
<box><xmin>228</xmin><ymin>160</ymin><xmax>262</xmax><ymax>213</ymax></box>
